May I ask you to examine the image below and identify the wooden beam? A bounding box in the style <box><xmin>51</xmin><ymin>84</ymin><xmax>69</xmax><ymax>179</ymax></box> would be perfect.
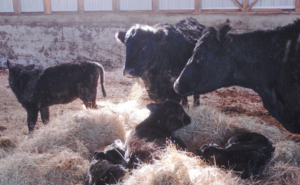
<box><xmin>112</xmin><ymin>0</ymin><xmax>119</xmax><ymax>12</ymax></box>
<box><xmin>231</xmin><ymin>0</ymin><xmax>243</xmax><ymax>11</ymax></box>
<box><xmin>195</xmin><ymin>0</ymin><xmax>200</xmax><ymax>13</ymax></box>
<box><xmin>296</xmin><ymin>0</ymin><xmax>300</xmax><ymax>12</ymax></box>
<box><xmin>43</xmin><ymin>0</ymin><xmax>51</xmax><ymax>14</ymax></box>
<box><xmin>152</xmin><ymin>0</ymin><xmax>159</xmax><ymax>12</ymax></box>
<box><xmin>242</xmin><ymin>0</ymin><xmax>248</xmax><ymax>11</ymax></box>
<box><xmin>12</xmin><ymin>0</ymin><xmax>21</xmax><ymax>14</ymax></box>
<box><xmin>78</xmin><ymin>0</ymin><xmax>84</xmax><ymax>13</ymax></box>
<box><xmin>247</xmin><ymin>0</ymin><xmax>259</xmax><ymax>11</ymax></box>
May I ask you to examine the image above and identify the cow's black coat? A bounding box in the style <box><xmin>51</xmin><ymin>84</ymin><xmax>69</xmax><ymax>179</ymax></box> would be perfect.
<box><xmin>7</xmin><ymin>61</ymin><xmax>106</xmax><ymax>133</ymax></box>
<box><xmin>175</xmin><ymin>19</ymin><xmax>300</xmax><ymax>133</ymax></box>
<box><xmin>86</xmin><ymin>139</ymin><xmax>127</xmax><ymax>185</ymax></box>
<box><xmin>116</xmin><ymin>18</ymin><xmax>205</xmax><ymax>106</ymax></box>
<box><xmin>197</xmin><ymin>132</ymin><xmax>275</xmax><ymax>179</ymax></box>
<box><xmin>125</xmin><ymin>100</ymin><xmax>191</xmax><ymax>168</ymax></box>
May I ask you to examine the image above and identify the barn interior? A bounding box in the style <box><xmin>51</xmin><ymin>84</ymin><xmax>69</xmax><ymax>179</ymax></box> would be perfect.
<box><xmin>1</xmin><ymin>0</ymin><xmax>300</xmax><ymax>184</ymax></box>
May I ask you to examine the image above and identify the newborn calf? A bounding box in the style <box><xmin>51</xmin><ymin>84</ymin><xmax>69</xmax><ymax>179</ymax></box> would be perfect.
<box><xmin>197</xmin><ymin>132</ymin><xmax>275</xmax><ymax>179</ymax></box>
<box><xmin>125</xmin><ymin>100</ymin><xmax>191</xmax><ymax>168</ymax></box>
<box><xmin>86</xmin><ymin>139</ymin><xmax>127</xmax><ymax>185</ymax></box>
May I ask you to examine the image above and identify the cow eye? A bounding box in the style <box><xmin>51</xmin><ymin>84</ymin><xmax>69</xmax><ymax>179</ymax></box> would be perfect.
<box><xmin>200</xmin><ymin>56</ymin><xmax>205</xmax><ymax>61</ymax></box>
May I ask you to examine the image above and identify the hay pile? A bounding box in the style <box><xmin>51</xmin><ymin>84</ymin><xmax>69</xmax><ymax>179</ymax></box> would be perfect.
<box><xmin>1</xmin><ymin>81</ymin><xmax>300</xmax><ymax>184</ymax></box>
<box><xmin>122</xmin><ymin>105</ymin><xmax>300</xmax><ymax>185</ymax></box>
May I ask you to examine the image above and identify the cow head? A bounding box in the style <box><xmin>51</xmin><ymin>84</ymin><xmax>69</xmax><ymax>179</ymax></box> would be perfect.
<box><xmin>146</xmin><ymin>100</ymin><xmax>191</xmax><ymax>133</ymax></box>
<box><xmin>174</xmin><ymin>19</ymin><xmax>233</xmax><ymax>96</ymax></box>
<box><xmin>116</xmin><ymin>25</ymin><xmax>168</xmax><ymax>77</ymax></box>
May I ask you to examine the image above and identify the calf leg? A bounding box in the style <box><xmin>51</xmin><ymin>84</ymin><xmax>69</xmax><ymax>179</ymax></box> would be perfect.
<box><xmin>193</xmin><ymin>94</ymin><xmax>200</xmax><ymax>107</ymax></box>
<box><xmin>40</xmin><ymin>107</ymin><xmax>50</xmax><ymax>124</ymax></box>
<box><xmin>26</xmin><ymin>108</ymin><xmax>39</xmax><ymax>133</ymax></box>
<box><xmin>79</xmin><ymin>87</ymin><xmax>98</xmax><ymax>109</ymax></box>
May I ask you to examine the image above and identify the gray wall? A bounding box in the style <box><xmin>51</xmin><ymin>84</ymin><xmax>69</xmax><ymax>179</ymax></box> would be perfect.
<box><xmin>0</xmin><ymin>13</ymin><xmax>299</xmax><ymax>68</ymax></box>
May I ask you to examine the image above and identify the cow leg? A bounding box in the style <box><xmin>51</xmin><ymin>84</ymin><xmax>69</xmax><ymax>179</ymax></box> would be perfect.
<box><xmin>40</xmin><ymin>107</ymin><xmax>50</xmax><ymax>124</ymax></box>
<box><xmin>193</xmin><ymin>94</ymin><xmax>200</xmax><ymax>107</ymax></box>
<box><xmin>26</xmin><ymin>108</ymin><xmax>39</xmax><ymax>133</ymax></box>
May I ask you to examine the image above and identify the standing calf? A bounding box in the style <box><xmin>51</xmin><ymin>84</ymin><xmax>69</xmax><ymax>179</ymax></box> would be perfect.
<box><xmin>7</xmin><ymin>60</ymin><xmax>106</xmax><ymax>133</ymax></box>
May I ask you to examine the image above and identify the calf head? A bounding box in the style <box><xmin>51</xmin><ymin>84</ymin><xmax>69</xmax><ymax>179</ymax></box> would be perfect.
<box><xmin>145</xmin><ymin>100</ymin><xmax>191</xmax><ymax>133</ymax></box>
<box><xmin>116</xmin><ymin>25</ymin><xmax>168</xmax><ymax>77</ymax></box>
<box><xmin>93</xmin><ymin>139</ymin><xmax>126</xmax><ymax>166</ymax></box>
<box><xmin>87</xmin><ymin>140</ymin><xmax>127</xmax><ymax>185</ymax></box>
<box><xmin>7</xmin><ymin>60</ymin><xmax>36</xmax><ymax>87</ymax></box>
<box><xmin>174</xmin><ymin>19</ymin><xmax>233</xmax><ymax>96</ymax></box>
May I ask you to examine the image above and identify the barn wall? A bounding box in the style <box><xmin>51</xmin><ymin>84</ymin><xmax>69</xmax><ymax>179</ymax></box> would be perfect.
<box><xmin>0</xmin><ymin>13</ymin><xmax>299</xmax><ymax>68</ymax></box>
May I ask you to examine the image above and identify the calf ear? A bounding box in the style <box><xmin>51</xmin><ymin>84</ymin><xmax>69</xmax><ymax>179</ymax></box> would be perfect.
<box><xmin>217</xmin><ymin>19</ymin><xmax>232</xmax><ymax>46</ymax></box>
<box><xmin>116</xmin><ymin>31</ymin><xmax>126</xmax><ymax>43</ymax></box>
<box><xmin>154</xmin><ymin>29</ymin><xmax>167</xmax><ymax>43</ymax></box>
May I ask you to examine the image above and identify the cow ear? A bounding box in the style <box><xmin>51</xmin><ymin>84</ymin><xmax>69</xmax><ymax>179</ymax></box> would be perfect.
<box><xmin>115</xmin><ymin>31</ymin><xmax>126</xmax><ymax>43</ymax></box>
<box><xmin>7</xmin><ymin>60</ymin><xmax>14</xmax><ymax>69</ymax></box>
<box><xmin>146</xmin><ymin>103</ymin><xmax>160</xmax><ymax>113</ymax></box>
<box><xmin>217</xmin><ymin>19</ymin><xmax>232</xmax><ymax>46</ymax></box>
<box><xmin>154</xmin><ymin>29</ymin><xmax>167</xmax><ymax>43</ymax></box>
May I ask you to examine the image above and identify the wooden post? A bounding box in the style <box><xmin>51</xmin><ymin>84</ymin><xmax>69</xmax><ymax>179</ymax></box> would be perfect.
<box><xmin>12</xmin><ymin>0</ymin><xmax>21</xmax><ymax>14</ymax></box>
<box><xmin>242</xmin><ymin>0</ymin><xmax>248</xmax><ymax>11</ymax></box>
<box><xmin>78</xmin><ymin>0</ymin><xmax>84</xmax><ymax>13</ymax></box>
<box><xmin>195</xmin><ymin>0</ymin><xmax>200</xmax><ymax>13</ymax></box>
<box><xmin>112</xmin><ymin>0</ymin><xmax>119</xmax><ymax>12</ymax></box>
<box><xmin>247</xmin><ymin>0</ymin><xmax>259</xmax><ymax>11</ymax></box>
<box><xmin>296</xmin><ymin>0</ymin><xmax>300</xmax><ymax>12</ymax></box>
<box><xmin>43</xmin><ymin>0</ymin><xmax>51</xmax><ymax>14</ymax></box>
<box><xmin>152</xmin><ymin>0</ymin><xmax>159</xmax><ymax>12</ymax></box>
<box><xmin>231</xmin><ymin>0</ymin><xmax>243</xmax><ymax>11</ymax></box>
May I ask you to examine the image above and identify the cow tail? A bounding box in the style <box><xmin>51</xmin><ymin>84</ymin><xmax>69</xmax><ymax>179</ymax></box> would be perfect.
<box><xmin>97</xmin><ymin>64</ymin><xmax>107</xmax><ymax>98</ymax></box>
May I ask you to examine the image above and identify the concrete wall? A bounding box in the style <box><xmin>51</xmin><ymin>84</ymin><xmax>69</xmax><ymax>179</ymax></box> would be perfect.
<box><xmin>0</xmin><ymin>12</ymin><xmax>299</xmax><ymax>69</ymax></box>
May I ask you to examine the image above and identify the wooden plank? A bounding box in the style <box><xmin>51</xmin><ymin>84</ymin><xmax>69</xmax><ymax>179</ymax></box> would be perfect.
<box><xmin>43</xmin><ymin>0</ymin><xmax>51</xmax><ymax>14</ymax></box>
<box><xmin>242</xmin><ymin>0</ymin><xmax>248</xmax><ymax>11</ymax></box>
<box><xmin>78</xmin><ymin>0</ymin><xmax>84</xmax><ymax>13</ymax></box>
<box><xmin>112</xmin><ymin>0</ymin><xmax>119</xmax><ymax>12</ymax></box>
<box><xmin>231</xmin><ymin>0</ymin><xmax>243</xmax><ymax>10</ymax></box>
<box><xmin>152</xmin><ymin>0</ymin><xmax>158</xmax><ymax>12</ymax></box>
<box><xmin>247</xmin><ymin>0</ymin><xmax>259</xmax><ymax>11</ymax></box>
<box><xmin>296</xmin><ymin>0</ymin><xmax>300</xmax><ymax>12</ymax></box>
<box><xmin>12</xmin><ymin>0</ymin><xmax>21</xmax><ymax>14</ymax></box>
<box><xmin>195</xmin><ymin>0</ymin><xmax>200</xmax><ymax>13</ymax></box>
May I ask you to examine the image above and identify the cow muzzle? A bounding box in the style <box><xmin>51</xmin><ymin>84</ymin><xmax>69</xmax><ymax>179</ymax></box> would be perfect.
<box><xmin>123</xmin><ymin>67</ymin><xmax>139</xmax><ymax>78</ymax></box>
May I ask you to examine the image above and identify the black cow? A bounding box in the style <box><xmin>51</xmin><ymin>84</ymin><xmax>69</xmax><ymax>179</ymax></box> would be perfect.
<box><xmin>86</xmin><ymin>139</ymin><xmax>127</xmax><ymax>185</ymax></box>
<box><xmin>174</xmin><ymin>19</ymin><xmax>300</xmax><ymax>134</ymax></box>
<box><xmin>7</xmin><ymin>60</ymin><xmax>106</xmax><ymax>133</ymax></box>
<box><xmin>116</xmin><ymin>18</ymin><xmax>205</xmax><ymax>107</ymax></box>
<box><xmin>197</xmin><ymin>132</ymin><xmax>275</xmax><ymax>179</ymax></box>
<box><xmin>125</xmin><ymin>100</ymin><xmax>191</xmax><ymax>168</ymax></box>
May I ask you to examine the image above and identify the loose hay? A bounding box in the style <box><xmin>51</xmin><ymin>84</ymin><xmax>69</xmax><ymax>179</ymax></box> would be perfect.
<box><xmin>122</xmin><ymin>144</ymin><xmax>244</xmax><ymax>185</ymax></box>
<box><xmin>0</xmin><ymin>149</ymin><xmax>89</xmax><ymax>185</ymax></box>
<box><xmin>18</xmin><ymin>108</ymin><xmax>126</xmax><ymax>158</ymax></box>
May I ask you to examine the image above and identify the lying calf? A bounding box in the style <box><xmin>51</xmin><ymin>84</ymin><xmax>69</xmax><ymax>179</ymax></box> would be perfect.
<box><xmin>125</xmin><ymin>100</ymin><xmax>191</xmax><ymax>168</ymax></box>
<box><xmin>7</xmin><ymin>60</ymin><xmax>106</xmax><ymax>133</ymax></box>
<box><xmin>86</xmin><ymin>139</ymin><xmax>127</xmax><ymax>185</ymax></box>
<box><xmin>197</xmin><ymin>132</ymin><xmax>275</xmax><ymax>179</ymax></box>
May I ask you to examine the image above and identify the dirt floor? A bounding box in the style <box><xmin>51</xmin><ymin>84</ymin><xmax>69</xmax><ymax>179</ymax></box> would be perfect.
<box><xmin>0</xmin><ymin>67</ymin><xmax>290</xmax><ymax>139</ymax></box>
